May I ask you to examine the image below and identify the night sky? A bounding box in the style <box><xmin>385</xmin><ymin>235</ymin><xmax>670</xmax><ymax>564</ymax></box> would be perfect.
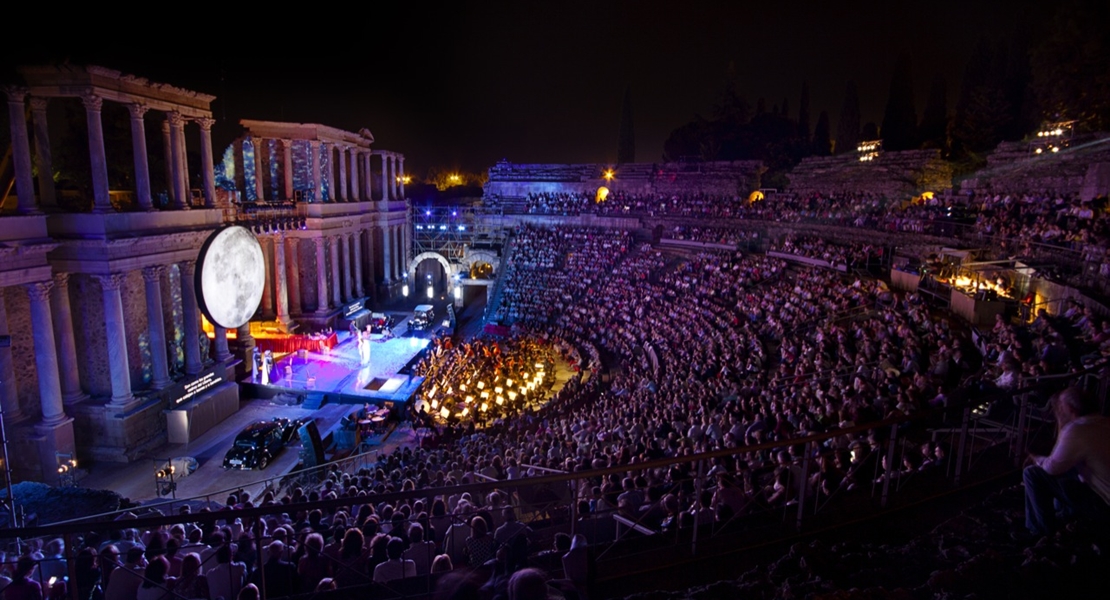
<box><xmin>3</xmin><ymin>0</ymin><xmax>1048</xmax><ymax>177</ymax></box>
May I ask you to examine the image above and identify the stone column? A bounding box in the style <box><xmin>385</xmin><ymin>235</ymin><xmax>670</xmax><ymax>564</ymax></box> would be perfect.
<box><xmin>4</xmin><ymin>87</ymin><xmax>37</xmax><ymax>214</ymax></box>
<box><xmin>395</xmin><ymin>155</ymin><xmax>404</xmax><ymax>199</ymax></box>
<box><xmin>197</xmin><ymin>117</ymin><xmax>217</xmax><ymax>208</ymax></box>
<box><xmin>310</xmin><ymin>140</ymin><xmax>322</xmax><ymax>202</ymax></box>
<box><xmin>50</xmin><ymin>274</ymin><xmax>87</xmax><ymax>403</ymax></box>
<box><xmin>350</xmin><ymin>149</ymin><xmax>361</xmax><ymax>202</ymax></box>
<box><xmin>380</xmin><ymin>225</ymin><xmax>393</xmax><ymax>284</ymax></box>
<box><xmin>380</xmin><ymin>153</ymin><xmax>391</xmax><ymax>202</ymax></box>
<box><xmin>287</xmin><ymin>238</ymin><xmax>302</xmax><ymax>315</ymax></box>
<box><xmin>353</xmin><ymin>230</ymin><xmax>365</xmax><ymax>297</ymax></box>
<box><xmin>323</xmin><ymin>142</ymin><xmax>336</xmax><ymax>202</ymax></box>
<box><xmin>330</xmin><ymin>235</ymin><xmax>342</xmax><ymax>307</ymax></box>
<box><xmin>274</xmin><ymin>233</ymin><xmax>291</xmax><ymax>328</ymax></box>
<box><xmin>168</xmin><ymin>112</ymin><xmax>189</xmax><ymax>210</ymax></box>
<box><xmin>83</xmin><ymin>94</ymin><xmax>113</xmax><ymax>212</ymax></box>
<box><xmin>252</xmin><ymin>137</ymin><xmax>266</xmax><ymax>201</ymax></box>
<box><xmin>314</xmin><ymin>237</ymin><xmax>329</xmax><ymax>312</ymax></box>
<box><xmin>25</xmin><ymin>282</ymin><xmax>65</xmax><ymax>425</ymax></box>
<box><xmin>162</xmin><ymin>120</ymin><xmax>175</xmax><ymax>205</ymax></box>
<box><xmin>403</xmin><ymin>215</ymin><xmax>411</xmax><ymax>273</ymax></box>
<box><xmin>141</xmin><ymin>266</ymin><xmax>171</xmax><ymax>390</ymax></box>
<box><xmin>260</xmin><ymin>236</ymin><xmax>274</xmax><ymax>318</ymax></box>
<box><xmin>337</xmin><ymin>145</ymin><xmax>349</xmax><ymax>202</ymax></box>
<box><xmin>399</xmin><ymin>156</ymin><xmax>405</xmax><ymax>199</ymax></box>
<box><xmin>280</xmin><ymin>139</ymin><xmax>294</xmax><ymax>200</ymax></box>
<box><xmin>178</xmin><ymin>119</ymin><xmax>192</xmax><ymax>205</ymax></box>
<box><xmin>342</xmin><ymin>233</ymin><xmax>353</xmax><ymax>302</ymax></box>
<box><xmin>125</xmin><ymin>103</ymin><xmax>154</xmax><ymax>211</ymax></box>
<box><xmin>363</xmin><ymin>151</ymin><xmax>373</xmax><ymax>201</ymax></box>
<box><xmin>368</xmin><ymin>227</ymin><xmax>381</xmax><ymax>299</ymax></box>
<box><xmin>30</xmin><ymin>97</ymin><xmax>57</xmax><ymax>210</ymax></box>
<box><xmin>212</xmin><ymin>326</ymin><xmax>231</xmax><ymax>361</ymax></box>
<box><xmin>94</xmin><ymin>274</ymin><xmax>133</xmax><ymax>408</ymax></box>
<box><xmin>0</xmin><ymin>290</ymin><xmax>23</xmax><ymax>422</ymax></box>
<box><xmin>179</xmin><ymin>261</ymin><xmax>202</xmax><ymax>376</ymax></box>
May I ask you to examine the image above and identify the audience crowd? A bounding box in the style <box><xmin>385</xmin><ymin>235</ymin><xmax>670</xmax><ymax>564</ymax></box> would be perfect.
<box><xmin>6</xmin><ymin>215</ymin><xmax>1108</xmax><ymax>600</ymax></box>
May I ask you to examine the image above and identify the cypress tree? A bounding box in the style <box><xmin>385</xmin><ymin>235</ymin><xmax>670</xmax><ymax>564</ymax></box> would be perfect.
<box><xmin>835</xmin><ymin>81</ymin><xmax>861</xmax><ymax>154</ymax></box>
<box><xmin>617</xmin><ymin>87</ymin><xmax>635</xmax><ymax>164</ymax></box>
<box><xmin>919</xmin><ymin>76</ymin><xmax>948</xmax><ymax>151</ymax></box>
<box><xmin>798</xmin><ymin>82</ymin><xmax>811</xmax><ymax>144</ymax></box>
<box><xmin>813</xmin><ymin>110</ymin><xmax>832</xmax><ymax>155</ymax></box>
<box><xmin>880</xmin><ymin>53</ymin><xmax>918</xmax><ymax>150</ymax></box>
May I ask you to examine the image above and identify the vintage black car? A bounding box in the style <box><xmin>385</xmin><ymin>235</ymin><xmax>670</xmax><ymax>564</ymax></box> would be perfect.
<box><xmin>223</xmin><ymin>420</ymin><xmax>289</xmax><ymax>470</ymax></box>
<box><xmin>410</xmin><ymin>305</ymin><xmax>435</xmax><ymax>331</ymax></box>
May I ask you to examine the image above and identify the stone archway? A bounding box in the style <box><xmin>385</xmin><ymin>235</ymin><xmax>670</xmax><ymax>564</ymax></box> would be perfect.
<box><xmin>408</xmin><ymin>251</ymin><xmax>455</xmax><ymax>295</ymax></box>
<box><xmin>463</xmin><ymin>249</ymin><xmax>500</xmax><ymax>279</ymax></box>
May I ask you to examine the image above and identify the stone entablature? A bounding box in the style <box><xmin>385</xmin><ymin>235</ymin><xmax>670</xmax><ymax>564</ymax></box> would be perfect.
<box><xmin>235</xmin><ymin>120</ymin><xmax>404</xmax><ymax>203</ymax></box>
<box><xmin>19</xmin><ymin>64</ymin><xmax>215</xmax><ymax>117</ymax></box>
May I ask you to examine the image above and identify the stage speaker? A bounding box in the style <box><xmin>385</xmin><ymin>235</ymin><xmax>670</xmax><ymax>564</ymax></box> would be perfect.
<box><xmin>299</xmin><ymin>420</ymin><xmax>325</xmax><ymax>469</ymax></box>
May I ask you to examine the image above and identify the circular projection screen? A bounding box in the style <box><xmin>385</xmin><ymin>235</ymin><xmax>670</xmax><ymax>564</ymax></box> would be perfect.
<box><xmin>195</xmin><ymin>225</ymin><xmax>266</xmax><ymax>330</ymax></box>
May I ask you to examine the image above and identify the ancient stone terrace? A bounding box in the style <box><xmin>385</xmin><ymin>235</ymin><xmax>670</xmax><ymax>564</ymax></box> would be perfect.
<box><xmin>962</xmin><ymin>134</ymin><xmax>1110</xmax><ymax>199</ymax></box>
<box><xmin>785</xmin><ymin>149</ymin><xmax>953</xmax><ymax>197</ymax></box>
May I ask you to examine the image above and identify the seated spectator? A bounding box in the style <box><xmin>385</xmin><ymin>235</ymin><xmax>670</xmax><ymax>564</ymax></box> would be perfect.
<box><xmin>372</xmin><ymin>537</ymin><xmax>417</xmax><ymax>583</ymax></box>
<box><xmin>1024</xmin><ymin>387</ymin><xmax>1110</xmax><ymax>537</ymax></box>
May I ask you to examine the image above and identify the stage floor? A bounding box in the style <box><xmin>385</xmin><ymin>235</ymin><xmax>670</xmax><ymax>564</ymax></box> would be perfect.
<box><xmin>245</xmin><ymin>333</ymin><xmax>429</xmax><ymax>404</ymax></box>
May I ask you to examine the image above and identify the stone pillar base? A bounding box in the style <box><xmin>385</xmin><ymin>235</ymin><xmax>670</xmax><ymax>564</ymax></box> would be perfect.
<box><xmin>229</xmin><ymin>336</ymin><xmax>256</xmax><ymax>382</ymax></box>
<box><xmin>33</xmin><ymin>417</ymin><xmax>76</xmax><ymax>485</ymax></box>
<box><xmin>70</xmin><ymin>398</ymin><xmax>167</xmax><ymax>463</ymax></box>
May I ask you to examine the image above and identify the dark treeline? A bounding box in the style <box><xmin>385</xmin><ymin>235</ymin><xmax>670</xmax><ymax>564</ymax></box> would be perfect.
<box><xmin>663</xmin><ymin>0</ymin><xmax>1110</xmax><ymax>179</ymax></box>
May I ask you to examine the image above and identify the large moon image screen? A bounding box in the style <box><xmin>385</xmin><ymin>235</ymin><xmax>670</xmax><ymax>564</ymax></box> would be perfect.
<box><xmin>196</xmin><ymin>226</ymin><xmax>266</xmax><ymax>330</ymax></box>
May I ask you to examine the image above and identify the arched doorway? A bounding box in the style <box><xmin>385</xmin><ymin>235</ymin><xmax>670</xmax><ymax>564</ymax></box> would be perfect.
<box><xmin>409</xmin><ymin>251</ymin><xmax>454</xmax><ymax>300</ymax></box>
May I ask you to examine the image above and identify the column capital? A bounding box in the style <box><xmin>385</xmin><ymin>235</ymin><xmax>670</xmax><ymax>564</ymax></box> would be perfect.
<box><xmin>52</xmin><ymin>272</ymin><xmax>71</xmax><ymax>289</ymax></box>
<box><xmin>178</xmin><ymin>260</ymin><xmax>196</xmax><ymax>276</ymax></box>
<box><xmin>313</xmin><ymin>236</ymin><xmax>325</xmax><ymax>249</ymax></box>
<box><xmin>278</xmin><ymin>138</ymin><xmax>292</xmax><ymax>149</ymax></box>
<box><xmin>309</xmin><ymin>140</ymin><xmax>321</xmax><ymax>149</ymax></box>
<box><xmin>80</xmin><ymin>93</ymin><xmax>104</xmax><ymax>112</ymax></box>
<box><xmin>167</xmin><ymin>111</ymin><xmax>186</xmax><ymax>128</ymax></box>
<box><xmin>93</xmin><ymin>273</ymin><xmax>127</xmax><ymax>291</ymax></box>
<box><xmin>3</xmin><ymin>85</ymin><xmax>28</xmax><ymax>103</ymax></box>
<box><xmin>141</xmin><ymin>265</ymin><xmax>167</xmax><ymax>282</ymax></box>
<box><xmin>28</xmin><ymin>97</ymin><xmax>49</xmax><ymax>112</ymax></box>
<box><xmin>127</xmin><ymin>102</ymin><xmax>150</xmax><ymax>119</ymax></box>
<box><xmin>24</xmin><ymin>280</ymin><xmax>54</xmax><ymax>301</ymax></box>
<box><xmin>195</xmin><ymin>116</ymin><xmax>215</xmax><ymax>131</ymax></box>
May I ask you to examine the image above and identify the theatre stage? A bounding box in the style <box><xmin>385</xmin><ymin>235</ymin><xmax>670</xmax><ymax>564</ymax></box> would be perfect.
<box><xmin>243</xmin><ymin>332</ymin><xmax>429</xmax><ymax>407</ymax></box>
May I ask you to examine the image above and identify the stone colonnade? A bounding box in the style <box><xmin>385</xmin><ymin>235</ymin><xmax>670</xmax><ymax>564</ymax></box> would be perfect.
<box><xmin>3</xmin><ymin>86</ymin><xmax>216</xmax><ymax>214</ymax></box>
<box><xmin>0</xmin><ymin>260</ymin><xmax>221</xmax><ymax>426</ymax></box>
<box><xmin>231</xmin><ymin>135</ymin><xmax>406</xmax><ymax>204</ymax></box>
<box><xmin>256</xmin><ymin>217</ymin><xmax>412</xmax><ymax>316</ymax></box>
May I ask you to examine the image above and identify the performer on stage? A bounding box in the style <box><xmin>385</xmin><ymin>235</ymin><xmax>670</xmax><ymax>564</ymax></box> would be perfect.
<box><xmin>252</xmin><ymin>347</ymin><xmax>262</xmax><ymax>382</ymax></box>
<box><xmin>359</xmin><ymin>327</ymin><xmax>372</xmax><ymax>364</ymax></box>
<box><xmin>261</xmin><ymin>350</ymin><xmax>274</xmax><ymax>385</ymax></box>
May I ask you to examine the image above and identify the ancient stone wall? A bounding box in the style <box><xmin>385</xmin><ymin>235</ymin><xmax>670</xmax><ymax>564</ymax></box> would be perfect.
<box><xmin>72</xmin><ymin>275</ymin><xmax>110</xmax><ymax>397</ymax></box>
<box><xmin>786</xmin><ymin>150</ymin><xmax>952</xmax><ymax>197</ymax></box>
<box><xmin>3</xmin><ymin>287</ymin><xmax>40</xmax><ymax>420</ymax></box>
<box><xmin>484</xmin><ymin>160</ymin><xmax>765</xmax><ymax>199</ymax></box>
<box><xmin>961</xmin><ymin>134</ymin><xmax>1110</xmax><ymax>197</ymax></box>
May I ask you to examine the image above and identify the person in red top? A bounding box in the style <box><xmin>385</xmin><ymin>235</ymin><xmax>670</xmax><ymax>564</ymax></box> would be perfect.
<box><xmin>1024</xmin><ymin>387</ymin><xmax>1110</xmax><ymax>537</ymax></box>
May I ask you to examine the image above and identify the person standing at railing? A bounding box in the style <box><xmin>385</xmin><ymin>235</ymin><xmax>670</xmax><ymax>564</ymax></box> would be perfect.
<box><xmin>1024</xmin><ymin>387</ymin><xmax>1110</xmax><ymax>538</ymax></box>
